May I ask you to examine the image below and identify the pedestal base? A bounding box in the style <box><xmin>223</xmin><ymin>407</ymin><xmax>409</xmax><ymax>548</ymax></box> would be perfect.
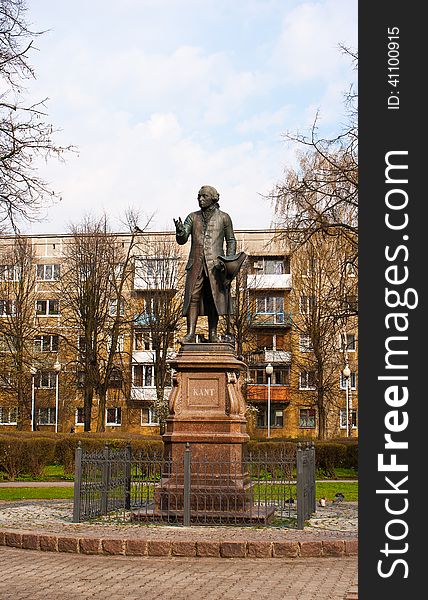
<box><xmin>154</xmin><ymin>343</ymin><xmax>266</xmax><ymax>523</ymax></box>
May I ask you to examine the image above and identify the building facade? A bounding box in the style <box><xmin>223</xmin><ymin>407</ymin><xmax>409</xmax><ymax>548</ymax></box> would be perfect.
<box><xmin>0</xmin><ymin>229</ymin><xmax>358</xmax><ymax>439</ymax></box>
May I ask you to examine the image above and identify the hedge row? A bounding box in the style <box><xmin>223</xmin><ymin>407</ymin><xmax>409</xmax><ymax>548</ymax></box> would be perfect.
<box><xmin>0</xmin><ymin>433</ymin><xmax>357</xmax><ymax>480</ymax></box>
<box><xmin>0</xmin><ymin>433</ymin><xmax>162</xmax><ymax>480</ymax></box>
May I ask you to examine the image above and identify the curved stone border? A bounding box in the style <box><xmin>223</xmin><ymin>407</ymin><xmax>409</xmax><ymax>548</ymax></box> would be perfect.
<box><xmin>0</xmin><ymin>529</ymin><xmax>357</xmax><ymax>559</ymax></box>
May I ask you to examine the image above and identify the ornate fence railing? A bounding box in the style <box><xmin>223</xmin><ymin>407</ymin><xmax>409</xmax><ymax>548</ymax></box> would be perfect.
<box><xmin>73</xmin><ymin>442</ymin><xmax>315</xmax><ymax>529</ymax></box>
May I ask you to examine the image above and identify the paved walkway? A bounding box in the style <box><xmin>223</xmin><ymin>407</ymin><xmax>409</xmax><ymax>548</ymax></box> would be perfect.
<box><xmin>0</xmin><ymin>547</ymin><xmax>358</xmax><ymax>600</ymax></box>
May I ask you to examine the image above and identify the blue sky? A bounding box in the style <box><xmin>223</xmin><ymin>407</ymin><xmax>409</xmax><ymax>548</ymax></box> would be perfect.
<box><xmin>25</xmin><ymin>0</ymin><xmax>357</xmax><ymax>234</ymax></box>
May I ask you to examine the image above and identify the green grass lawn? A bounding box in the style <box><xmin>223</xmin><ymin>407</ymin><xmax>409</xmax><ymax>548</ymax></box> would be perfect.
<box><xmin>0</xmin><ymin>487</ymin><xmax>74</xmax><ymax>501</ymax></box>
<box><xmin>0</xmin><ymin>480</ymin><xmax>357</xmax><ymax>502</ymax></box>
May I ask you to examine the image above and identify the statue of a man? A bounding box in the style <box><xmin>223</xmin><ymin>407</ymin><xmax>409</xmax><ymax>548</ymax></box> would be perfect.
<box><xmin>174</xmin><ymin>185</ymin><xmax>237</xmax><ymax>343</ymax></box>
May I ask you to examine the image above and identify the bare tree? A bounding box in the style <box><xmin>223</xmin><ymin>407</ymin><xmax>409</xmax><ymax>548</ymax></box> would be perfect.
<box><xmin>133</xmin><ymin>236</ymin><xmax>184</xmax><ymax>433</ymax></box>
<box><xmin>60</xmin><ymin>215</ymin><xmax>140</xmax><ymax>432</ymax></box>
<box><xmin>0</xmin><ymin>235</ymin><xmax>37</xmax><ymax>428</ymax></box>
<box><xmin>270</xmin><ymin>47</ymin><xmax>358</xmax><ymax>272</ymax></box>
<box><xmin>1</xmin><ymin>0</ymin><xmax>73</xmax><ymax>228</ymax></box>
<box><xmin>291</xmin><ymin>234</ymin><xmax>356</xmax><ymax>439</ymax></box>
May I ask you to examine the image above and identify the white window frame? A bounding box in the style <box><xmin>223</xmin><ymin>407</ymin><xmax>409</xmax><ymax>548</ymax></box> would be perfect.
<box><xmin>75</xmin><ymin>408</ymin><xmax>85</xmax><ymax>425</ymax></box>
<box><xmin>108</xmin><ymin>334</ymin><xmax>124</xmax><ymax>353</ymax></box>
<box><xmin>35</xmin><ymin>299</ymin><xmax>60</xmax><ymax>316</ymax></box>
<box><xmin>299</xmin><ymin>294</ymin><xmax>316</xmax><ymax>315</ymax></box>
<box><xmin>299</xmin><ymin>408</ymin><xmax>316</xmax><ymax>429</ymax></box>
<box><xmin>0</xmin><ymin>407</ymin><xmax>18</xmax><ymax>425</ymax></box>
<box><xmin>340</xmin><ymin>371</ymin><xmax>357</xmax><ymax>390</ymax></box>
<box><xmin>106</xmin><ymin>407</ymin><xmax>122</xmax><ymax>426</ymax></box>
<box><xmin>134</xmin><ymin>331</ymin><xmax>153</xmax><ymax>351</ymax></box>
<box><xmin>0</xmin><ymin>265</ymin><xmax>21</xmax><ymax>282</ymax></box>
<box><xmin>340</xmin><ymin>333</ymin><xmax>356</xmax><ymax>352</ymax></box>
<box><xmin>37</xmin><ymin>407</ymin><xmax>56</xmax><ymax>425</ymax></box>
<box><xmin>34</xmin><ymin>335</ymin><xmax>59</xmax><ymax>353</ymax></box>
<box><xmin>0</xmin><ymin>300</ymin><xmax>16</xmax><ymax>317</ymax></box>
<box><xmin>109</xmin><ymin>299</ymin><xmax>125</xmax><ymax>316</ymax></box>
<box><xmin>299</xmin><ymin>370</ymin><xmax>316</xmax><ymax>390</ymax></box>
<box><xmin>299</xmin><ymin>334</ymin><xmax>313</xmax><ymax>352</ymax></box>
<box><xmin>141</xmin><ymin>407</ymin><xmax>159</xmax><ymax>426</ymax></box>
<box><xmin>133</xmin><ymin>364</ymin><xmax>155</xmax><ymax>388</ymax></box>
<box><xmin>37</xmin><ymin>371</ymin><xmax>56</xmax><ymax>389</ymax></box>
<box><xmin>36</xmin><ymin>264</ymin><xmax>60</xmax><ymax>281</ymax></box>
<box><xmin>340</xmin><ymin>408</ymin><xmax>358</xmax><ymax>429</ymax></box>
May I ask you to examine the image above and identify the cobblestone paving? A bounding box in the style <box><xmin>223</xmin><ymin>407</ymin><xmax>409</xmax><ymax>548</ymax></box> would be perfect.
<box><xmin>0</xmin><ymin>546</ymin><xmax>358</xmax><ymax>600</ymax></box>
<box><xmin>0</xmin><ymin>499</ymin><xmax>357</xmax><ymax>541</ymax></box>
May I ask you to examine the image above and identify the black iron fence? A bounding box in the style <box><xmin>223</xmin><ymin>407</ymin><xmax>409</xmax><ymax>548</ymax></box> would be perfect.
<box><xmin>73</xmin><ymin>442</ymin><xmax>315</xmax><ymax>529</ymax></box>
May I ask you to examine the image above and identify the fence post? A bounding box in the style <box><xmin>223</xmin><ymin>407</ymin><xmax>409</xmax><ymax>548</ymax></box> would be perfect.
<box><xmin>296</xmin><ymin>443</ymin><xmax>304</xmax><ymax>530</ymax></box>
<box><xmin>311</xmin><ymin>442</ymin><xmax>316</xmax><ymax>514</ymax></box>
<box><xmin>183</xmin><ymin>442</ymin><xmax>191</xmax><ymax>526</ymax></box>
<box><xmin>101</xmin><ymin>443</ymin><xmax>110</xmax><ymax>516</ymax></box>
<box><xmin>72</xmin><ymin>441</ymin><xmax>82</xmax><ymax>523</ymax></box>
<box><xmin>124</xmin><ymin>443</ymin><xmax>132</xmax><ymax>510</ymax></box>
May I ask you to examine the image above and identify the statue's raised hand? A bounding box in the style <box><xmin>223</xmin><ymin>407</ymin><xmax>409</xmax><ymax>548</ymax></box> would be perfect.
<box><xmin>174</xmin><ymin>217</ymin><xmax>184</xmax><ymax>234</ymax></box>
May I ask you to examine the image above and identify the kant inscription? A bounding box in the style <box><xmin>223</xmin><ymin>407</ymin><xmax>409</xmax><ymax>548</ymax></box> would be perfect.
<box><xmin>187</xmin><ymin>378</ymin><xmax>219</xmax><ymax>407</ymax></box>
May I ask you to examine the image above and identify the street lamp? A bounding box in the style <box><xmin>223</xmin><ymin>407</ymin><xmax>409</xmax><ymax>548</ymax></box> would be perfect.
<box><xmin>265</xmin><ymin>363</ymin><xmax>273</xmax><ymax>439</ymax></box>
<box><xmin>53</xmin><ymin>360</ymin><xmax>62</xmax><ymax>433</ymax></box>
<box><xmin>342</xmin><ymin>364</ymin><xmax>351</xmax><ymax>438</ymax></box>
<box><xmin>30</xmin><ymin>365</ymin><xmax>37</xmax><ymax>432</ymax></box>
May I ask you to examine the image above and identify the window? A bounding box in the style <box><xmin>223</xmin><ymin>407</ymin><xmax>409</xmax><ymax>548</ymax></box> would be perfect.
<box><xmin>0</xmin><ymin>265</ymin><xmax>20</xmax><ymax>281</ymax></box>
<box><xmin>256</xmin><ymin>407</ymin><xmax>284</xmax><ymax>428</ymax></box>
<box><xmin>36</xmin><ymin>264</ymin><xmax>60</xmax><ymax>281</ymax></box>
<box><xmin>133</xmin><ymin>364</ymin><xmax>155</xmax><ymax>387</ymax></box>
<box><xmin>134</xmin><ymin>331</ymin><xmax>152</xmax><ymax>350</ymax></box>
<box><xmin>0</xmin><ymin>334</ymin><xmax>16</xmax><ymax>352</ymax></box>
<box><xmin>78</xmin><ymin>336</ymin><xmax>87</xmax><ymax>355</ymax></box>
<box><xmin>255</xmin><ymin>333</ymin><xmax>286</xmax><ymax>350</ymax></box>
<box><xmin>299</xmin><ymin>370</ymin><xmax>317</xmax><ymax>390</ymax></box>
<box><xmin>35</xmin><ymin>299</ymin><xmax>60</xmax><ymax>316</ymax></box>
<box><xmin>75</xmin><ymin>407</ymin><xmax>85</xmax><ymax>425</ymax></box>
<box><xmin>252</xmin><ymin>256</ymin><xmax>288</xmax><ymax>275</ymax></box>
<box><xmin>299</xmin><ymin>408</ymin><xmax>316</xmax><ymax>428</ymax></box>
<box><xmin>0</xmin><ymin>407</ymin><xmax>18</xmax><ymax>425</ymax></box>
<box><xmin>302</xmin><ymin>256</ymin><xmax>317</xmax><ymax>276</ymax></box>
<box><xmin>37</xmin><ymin>371</ymin><xmax>56</xmax><ymax>389</ymax></box>
<box><xmin>34</xmin><ymin>335</ymin><xmax>59</xmax><ymax>353</ymax></box>
<box><xmin>108</xmin><ymin>334</ymin><xmax>124</xmax><ymax>353</ymax></box>
<box><xmin>249</xmin><ymin>367</ymin><xmax>290</xmax><ymax>385</ymax></box>
<box><xmin>300</xmin><ymin>295</ymin><xmax>316</xmax><ymax>315</ymax></box>
<box><xmin>0</xmin><ymin>300</ymin><xmax>16</xmax><ymax>317</ymax></box>
<box><xmin>37</xmin><ymin>407</ymin><xmax>55</xmax><ymax>425</ymax></box>
<box><xmin>255</xmin><ymin>295</ymin><xmax>285</xmax><ymax>323</ymax></box>
<box><xmin>106</xmin><ymin>407</ymin><xmax>121</xmax><ymax>426</ymax></box>
<box><xmin>340</xmin><ymin>371</ymin><xmax>357</xmax><ymax>390</ymax></box>
<box><xmin>299</xmin><ymin>334</ymin><xmax>313</xmax><ymax>352</ymax></box>
<box><xmin>76</xmin><ymin>371</ymin><xmax>86</xmax><ymax>388</ymax></box>
<box><xmin>141</xmin><ymin>407</ymin><xmax>159</xmax><ymax>426</ymax></box>
<box><xmin>109</xmin><ymin>299</ymin><xmax>125</xmax><ymax>316</ymax></box>
<box><xmin>341</xmin><ymin>333</ymin><xmax>356</xmax><ymax>352</ymax></box>
<box><xmin>108</xmin><ymin>369</ymin><xmax>123</xmax><ymax>389</ymax></box>
<box><xmin>340</xmin><ymin>409</ymin><xmax>358</xmax><ymax>429</ymax></box>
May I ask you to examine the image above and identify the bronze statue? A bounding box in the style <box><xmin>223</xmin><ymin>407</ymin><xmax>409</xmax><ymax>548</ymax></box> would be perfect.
<box><xmin>174</xmin><ymin>185</ymin><xmax>245</xmax><ymax>343</ymax></box>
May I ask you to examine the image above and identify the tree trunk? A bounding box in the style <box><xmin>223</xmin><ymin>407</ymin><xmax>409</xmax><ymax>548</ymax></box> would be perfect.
<box><xmin>97</xmin><ymin>389</ymin><xmax>106</xmax><ymax>432</ymax></box>
<box><xmin>84</xmin><ymin>388</ymin><xmax>93</xmax><ymax>432</ymax></box>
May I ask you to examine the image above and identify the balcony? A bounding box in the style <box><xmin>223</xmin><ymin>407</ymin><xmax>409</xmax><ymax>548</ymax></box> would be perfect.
<box><xmin>246</xmin><ymin>385</ymin><xmax>291</xmax><ymax>403</ymax></box>
<box><xmin>248</xmin><ymin>350</ymin><xmax>292</xmax><ymax>365</ymax></box>
<box><xmin>251</xmin><ymin>312</ymin><xmax>292</xmax><ymax>328</ymax></box>
<box><xmin>131</xmin><ymin>386</ymin><xmax>172</xmax><ymax>401</ymax></box>
<box><xmin>246</xmin><ymin>274</ymin><xmax>292</xmax><ymax>290</ymax></box>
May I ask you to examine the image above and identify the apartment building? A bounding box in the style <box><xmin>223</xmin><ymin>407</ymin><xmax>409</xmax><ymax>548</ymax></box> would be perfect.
<box><xmin>0</xmin><ymin>229</ymin><xmax>358</xmax><ymax>439</ymax></box>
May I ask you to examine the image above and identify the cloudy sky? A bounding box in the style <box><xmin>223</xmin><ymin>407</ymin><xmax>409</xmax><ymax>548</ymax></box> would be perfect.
<box><xmin>24</xmin><ymin>0</ymin><xmax>357</xmax><ymax>235</ymax></box>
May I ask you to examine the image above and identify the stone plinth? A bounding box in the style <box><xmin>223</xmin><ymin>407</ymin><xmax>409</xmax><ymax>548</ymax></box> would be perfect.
<box><xmin>154</xmin><ymin>342</ymin><xmax>265</xmax><ymax>522</ymax></box>
<box><xmin>163</xmin><ymin>342</ymin><xmax>249</xmax><ymax>461</ymax></box>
